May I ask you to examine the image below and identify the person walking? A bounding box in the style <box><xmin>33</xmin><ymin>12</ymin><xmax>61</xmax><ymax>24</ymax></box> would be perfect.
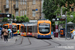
<box><xmin>3</xmin><ymin>28</ymin><xmax>8</xmax><ymax>41</ymax></box>
<box><xmin>17</xmin><ymin>29</ymin><xmax>19</xmax><ymax>35</ymax></box>
<box><xmin>70</xmin><ymin>29</ymin><xmax>74</xmax><ymax>39</ymax></box>
<box><xmin>8</xmin><ymin>28</ymin><xmax>12</xmax><ymax>38</ymax></box>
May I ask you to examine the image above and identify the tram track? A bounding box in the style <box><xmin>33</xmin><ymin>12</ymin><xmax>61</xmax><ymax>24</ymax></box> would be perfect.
<box><xmin>49</xmin><ymin>40</ymin><xmax>61</xmax><ymax>46</ymax></box>
<box><xmin>27</xmin><ymin>37</ymin><xmax>32</xmax><ymax>45</ymax></box>
<box><xmin>41</xmin><ymin>39</ymin><xmax>51</xmax><ymax>46</ymax></box>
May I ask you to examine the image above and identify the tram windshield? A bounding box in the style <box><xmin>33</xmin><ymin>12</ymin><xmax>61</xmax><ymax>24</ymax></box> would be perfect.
<box><xmin>39</xmin><ymin>23</ymin><xmax>50</xmax><ymax>34</ymax></box>
<box><xmin>28</xmin><ymin>26</ymin><xmax>32</xmax><ymax>33</ymax></box>
<box><xmin>12</xmin><ymin>25</ymin><xmax>17</xmax><ymax>33</ymax></box>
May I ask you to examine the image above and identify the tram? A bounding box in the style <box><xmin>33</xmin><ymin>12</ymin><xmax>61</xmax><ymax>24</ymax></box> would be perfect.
<box><xmin>21</xmin><ymin>20</ymin><xmax>51</xmax><ymax>38</ymax></box>
<box><xmin>3</xmin><ymin>23</ymin><xmax>17</xmax><ymax>36</ymax></box>
<box><xmin>35</xmin><ymin>20</ymin><xmax>51</xmax><ymax>38</ymax></box>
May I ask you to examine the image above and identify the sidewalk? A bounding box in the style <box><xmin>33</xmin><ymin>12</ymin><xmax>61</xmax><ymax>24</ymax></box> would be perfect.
<box><xmin>51</xmin><ymin>35</ymin><xmax>75</xmax><ymax>41</ymax></box>
<box><xmin>0</xmin><ymin>35</ymin><xmax>20</xmax><ymax>46</ymax></box>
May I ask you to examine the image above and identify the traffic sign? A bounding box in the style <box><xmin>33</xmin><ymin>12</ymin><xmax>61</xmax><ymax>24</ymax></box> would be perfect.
<box><xmin>36</xmin><ymin>9</ymin><xmax>38</xmax><ymax>11</ymax></box>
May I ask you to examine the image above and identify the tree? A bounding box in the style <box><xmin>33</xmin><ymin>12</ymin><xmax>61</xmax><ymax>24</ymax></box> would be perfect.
<box><xmin>16</xmin><ymin>16</ymin><xmax>21</xmax><ymax>22</ymax></box>
<box><xmin>25</xmin><ymin>17</ymin><xmax>29</xmax><ymax>22</ymax></box>
<box><xmin>2</xmin><ymin>17</ymin><xmax>8</xmax><ymax>22</ymax></box>
<box><xmin>43</xmin><ymin>0</ymin><xmax>57</xmax><ymax>21</ymax></box>
<box><xmin>16</xmin><ymin>15</ymin><xmax>29</xmax><ymax>22</ymax></box>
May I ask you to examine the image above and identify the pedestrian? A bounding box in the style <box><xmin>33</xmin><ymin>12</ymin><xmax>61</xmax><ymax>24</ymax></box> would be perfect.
<box><xmin>8</xmin><ymin>28</ymin><xmax>12</xmax><ymax>38</ymax></box>
<box><xmin>17</xmin><ymin>29</ymin><xmax>19</xmax><ymax>35</ymax></box>
<box><xmin>3</xmin><ymin>28</ymin><xmax>8</xmax><ymax>41</ymax></box>
<box><xmin>70</xmin><ymin>29</ymin><xmax>74</xmax><ymax>39</ymax></box>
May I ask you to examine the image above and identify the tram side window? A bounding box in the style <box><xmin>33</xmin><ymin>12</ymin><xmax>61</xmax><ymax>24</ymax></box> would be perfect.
<box><xmin>12</xmin><ymin>25</ymin><xmax>17</xmax><ymax>32</ymax></box>
<box><xmin>35</xmin><ymin>26</ymin><xmax>37</xmax><ymax>33</ymax></box>
<box><xmin>21</xmin><ymin>26</ymin><xmax>23</xmax><ymax>32</ymax></box>
<box><xmin>4</xmin><ymin>26</ymin><xmax>8</xmax><ymax>29</ymax></box>
<box><xmin>24</xmin><ymin>26</ymin><xmax>26</xmax><ymax>32</ymax></box>
<box><xmin>28</xmin><ymin>26</ymin><xmax>32</xmax><ymax>33</ymax></box>
<box><xmin>21</xmin><ymin>26</ymin><xmax>24</xmax><ymax>32</ymax></box>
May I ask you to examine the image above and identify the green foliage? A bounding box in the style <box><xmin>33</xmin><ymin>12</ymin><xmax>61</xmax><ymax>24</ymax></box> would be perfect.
<box><xmin>2</xmin><ymin>17</ymin><xmax>8</xmax><ymax>22</ymax></box>
<box><xmin>57</xmin><ymin>12</ymin><xmax>75</xmax><ymax>25</ymax></box>
<box><xmin>24</xmin><ymin>15</ymin><xmax>26</xmax><ymax>17</ymax></box>
<box><xmin>43</xmin><ymin>0</ymin><xmax>57</xmax><ymax>21</ymax></box>
<box><xmin>16</xmin><ymin>15</ymin><xmax>29</xmax><ymax>22</ymax></box>
<box><xmin>16</xmin><ymin>16</ymin><xmax>21</xmax><ymax>22</ymax></box>
<box><xmin>62</xmin><ymin>7</ymin><xmax>68</xmax><ymax>14</ymax></box>
<box><xmin>25</xmin><ymin>17</ymin><xmax>29</xmax><ymax>22</ymax></box>
<box><xmin>12</xmin><ymin>14</ymin><xmax>15</xmax><ymax>20</ymax></box>
<box><xmin>54</xmin><ymin>8</ymin><xmax>60</xmax><ymax>15</ymax></box>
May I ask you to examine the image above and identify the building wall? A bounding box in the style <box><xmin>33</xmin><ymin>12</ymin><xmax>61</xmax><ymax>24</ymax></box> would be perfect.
<box><xmin>0</xmin><ymin>0</ymin><xmax>41</xmax><ymax>20</ymax></box>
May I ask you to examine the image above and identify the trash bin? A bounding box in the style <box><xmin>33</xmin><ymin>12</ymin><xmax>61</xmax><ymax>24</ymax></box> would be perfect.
<box><xmin>60</xmin><ymin>29</ymin><xmax>65</xmax><ymax>37</ymax></box>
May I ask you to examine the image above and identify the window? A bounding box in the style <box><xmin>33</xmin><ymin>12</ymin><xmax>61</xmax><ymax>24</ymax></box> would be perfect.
<box><xmin>6</xmin><ymin>0</ymin><xmax>9</xmax><ymax>5</ymax></box>
<box><xmin>71</xmin><ymin>8</ymin><xmax>74</xmax><ymax>12</ymax></box>
<box><xmin>20</xmin><ymin>10</ymin><xmax>22</xmax><ymax>16</ymax></box>
<box><xmin>25</xmin><ymin>10</ymin><xmax>27</xmax><ymax>15</ymax></box>
<box><xmin>39</xmin><ymin>24</ymin><xmax>50</xmax><ymax>34</ymax></box>
<box><xmin>23</xmin><ymin>10</ymin><xmax>24</xmax><ymax>16</ymax></box>
<box><xmin>28</xmin><ymin>26</ymin><xmax>32</xmax><ymax>33</ymax></box>
<box><xmin>25</xmin><ymin>0</ymin><xmax>27</xmax><ymax>4</ymax></box>
<box><xmin>33</xmin><ymin>0</ymin><xmax>36</xmax><ymax>4</ymax></box>
<box><xmin>32</xmin><ymin>10</ymin><xmax>36</xmax><ymax>17</ymax></box>
<box><xmin>15</xmin><ymin>10</ymin><xmax>18</xmax><ymax>16</ymax></box>
<box><xmin>16</xmin><ymin>0</ymin><xmax>18</xmax><ymax>8</ymax></box>
<box><xmin>6</xmin><ymin>0</ymin><xmax>9</xmax><ymax>8</ymax></box>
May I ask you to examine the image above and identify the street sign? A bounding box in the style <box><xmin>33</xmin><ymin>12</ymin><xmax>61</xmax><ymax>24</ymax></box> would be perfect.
<box><xmin>36</xmin><ymin>9</ymin><xmax>38</xmax><ymax>11</ymax></box>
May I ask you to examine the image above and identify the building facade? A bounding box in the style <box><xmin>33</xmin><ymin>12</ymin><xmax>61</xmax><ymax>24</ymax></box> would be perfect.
<box><xmin>0</xmin><ymin>0</ymin><xmax>44</xmax><ymax>20</ymax></box>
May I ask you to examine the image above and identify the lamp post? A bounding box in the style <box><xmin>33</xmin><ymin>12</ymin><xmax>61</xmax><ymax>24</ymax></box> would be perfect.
<box><xmin>61</xmin><ymin>14</ymin><xmax>73</xmax><ymax>39</ymax></box>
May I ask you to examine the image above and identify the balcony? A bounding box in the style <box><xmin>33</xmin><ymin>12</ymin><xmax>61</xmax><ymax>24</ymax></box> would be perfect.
<box><xmin>14</xmin><ymin>5</ymin><xmax>18</xmax><ymax>10</ymax></box>
<box><xmin>4</xmin><ymin>5</ymin><xmax>9</xmax><ymax>10</ymax></box>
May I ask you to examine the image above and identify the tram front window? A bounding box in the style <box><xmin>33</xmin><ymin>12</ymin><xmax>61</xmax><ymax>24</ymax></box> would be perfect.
<box><xmin>12</xmin><ymin>25</ymin><xmax>17</xmax><ymax>33</ymax></box>
<box><xmin>28</xmin><ymin>26</ymin><xmax>32</xmax><ymax>33</ymax></box>
<box><xmin>39</xmin><ymin>24</ymin><xmax>50</xmax><ymax>34</ymax></box>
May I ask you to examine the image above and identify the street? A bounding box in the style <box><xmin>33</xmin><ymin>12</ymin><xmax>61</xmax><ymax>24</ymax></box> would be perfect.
<box><xmin>0</xmin><ymin>36</ymin><xmax>75</xmax><ymax>50</ymax></box>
